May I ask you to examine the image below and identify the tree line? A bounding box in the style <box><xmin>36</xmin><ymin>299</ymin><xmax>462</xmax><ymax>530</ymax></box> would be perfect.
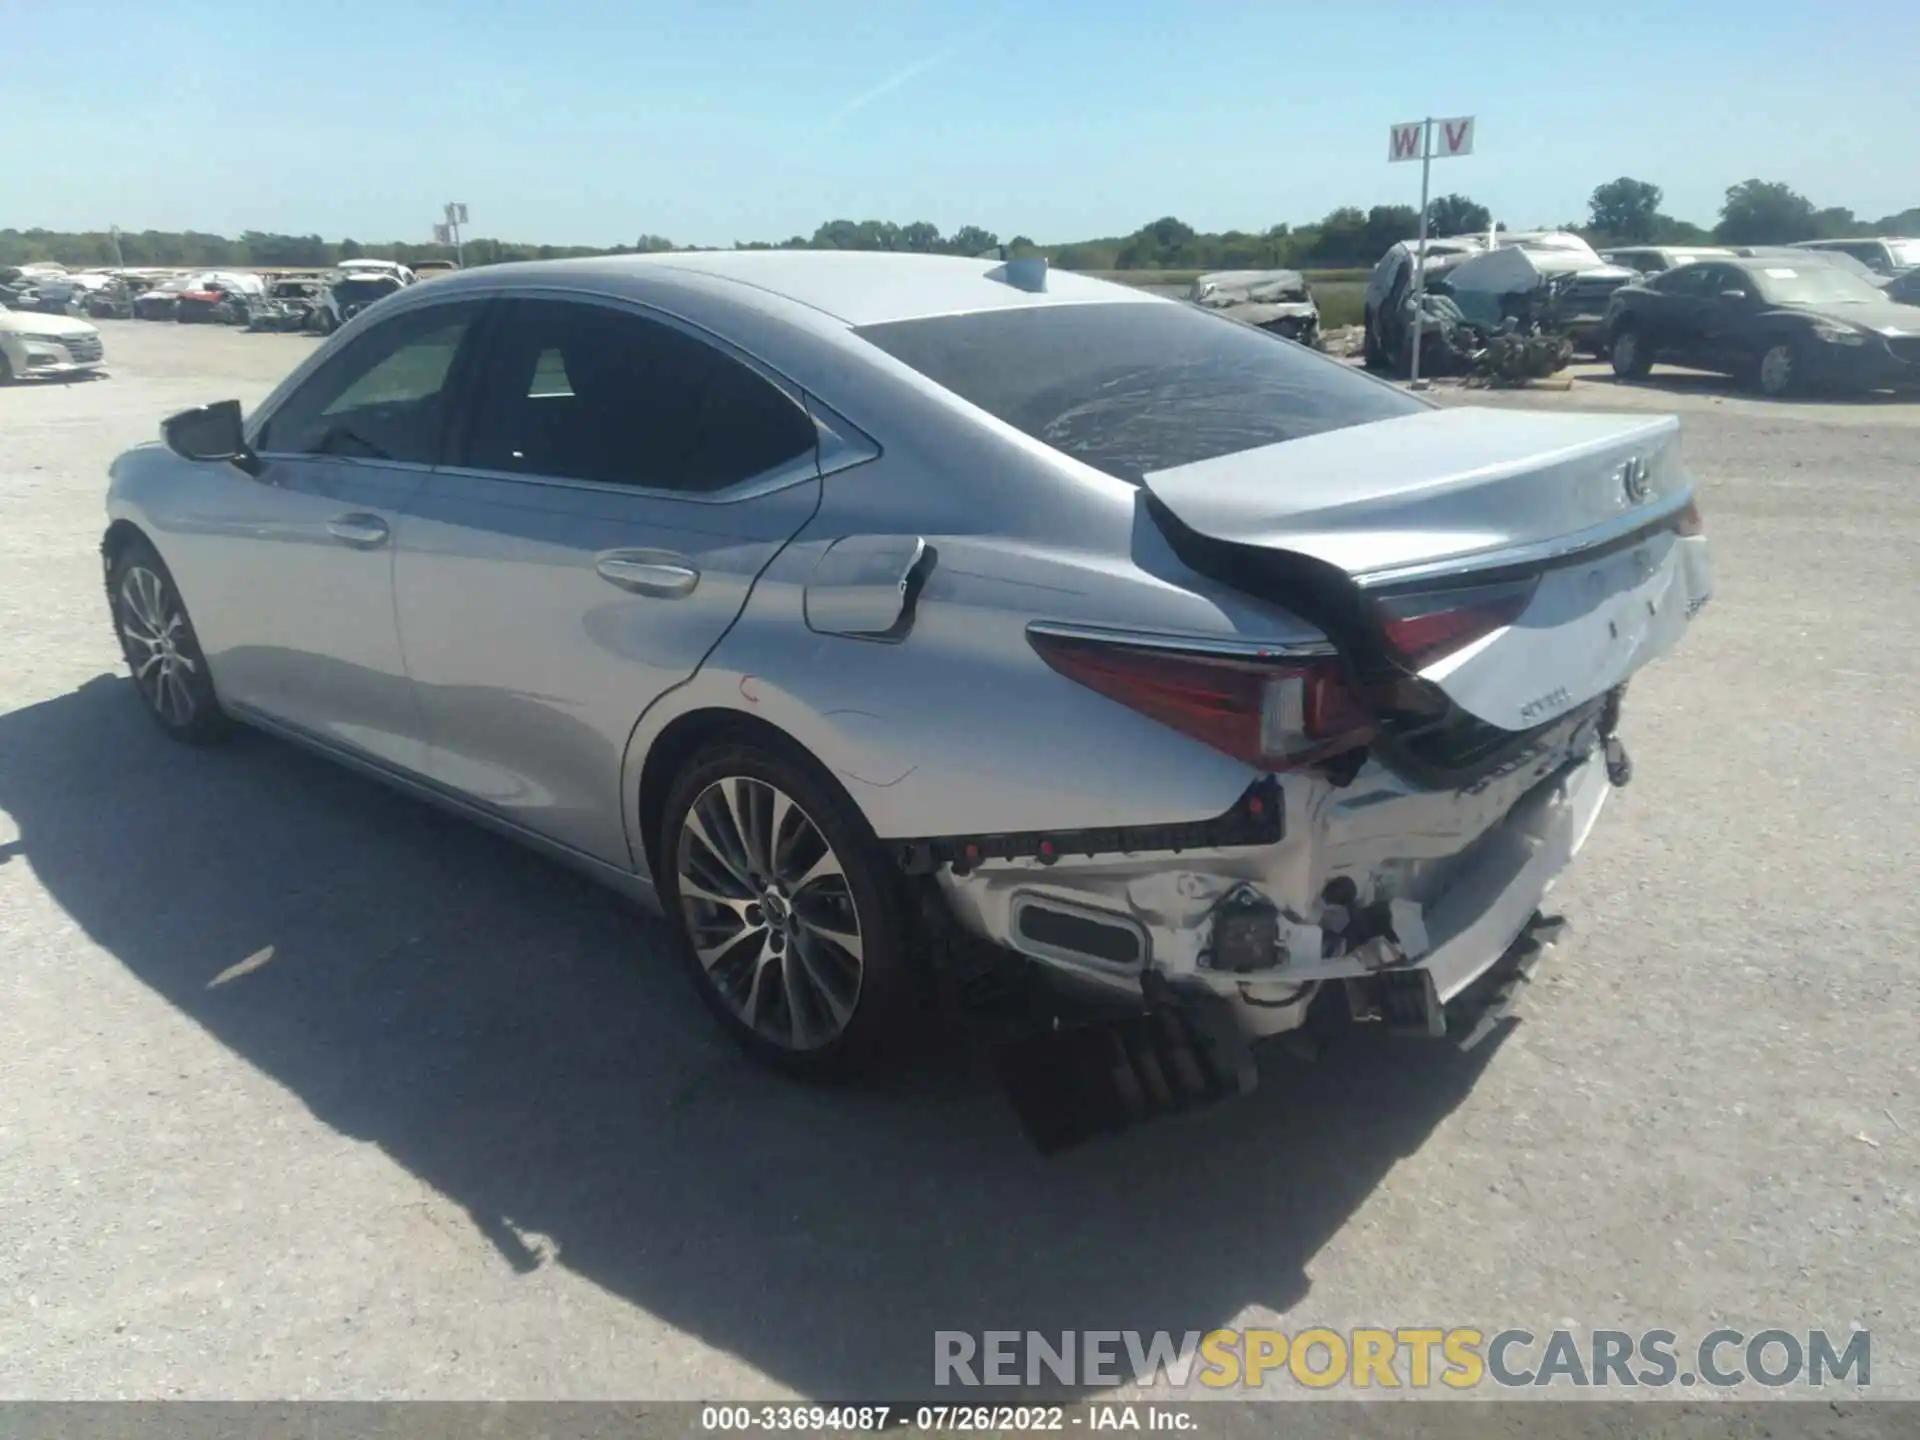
<box><xmin>5</xmin><ymin>179</ymin><xmax>1913</xmax><ymax>275</ymax></box>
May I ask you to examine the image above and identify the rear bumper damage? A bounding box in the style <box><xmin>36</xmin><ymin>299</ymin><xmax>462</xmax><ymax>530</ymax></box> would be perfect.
<box><xmin>931</xmin><ymin>727</ymin><xmax>1617</xmax><ymax>1046</ymax></box>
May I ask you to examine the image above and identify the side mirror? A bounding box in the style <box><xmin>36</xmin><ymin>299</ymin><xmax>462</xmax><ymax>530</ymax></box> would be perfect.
<box><xmin>161</xmin><ymin>399</ymin><xmax>260</xmax><ymax>474</ymax></box>
<box><xmin>1719</xmin><ymin>288</ymin><xmax>1751</xmax><ymax>303</ymax></box>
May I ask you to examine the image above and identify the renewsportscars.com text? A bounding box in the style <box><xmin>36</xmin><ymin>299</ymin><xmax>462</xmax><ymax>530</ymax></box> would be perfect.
<box><xmin>933</xmin><ymin>1328</ymin><xmax>1871</xmax><ymax>1391</ymax></box>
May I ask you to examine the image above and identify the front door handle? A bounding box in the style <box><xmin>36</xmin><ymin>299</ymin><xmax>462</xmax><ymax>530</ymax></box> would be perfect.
<box><xmin>595</xmin><ymin>552</ymin><xmax>700</xmax><ymax>599</ymax></box>
<box><xmin>326</xmin><ymin>513</ymin><xmax>389</xmax><ymax>548</ymax></box>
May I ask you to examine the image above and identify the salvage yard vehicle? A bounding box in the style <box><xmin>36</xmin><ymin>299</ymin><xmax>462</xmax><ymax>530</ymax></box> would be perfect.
<box><xmin>103</xmin><ymin>252</ymin><xmax>1712</xmax><ymax>1111</ymax></box>
<box><xmin>175</xmin><ymin>272</ymin><xmax>263</xmax><ymax>325</ymax></box>
<box><xmin>1437</xmin><ymin>241</ymin><xmax>1637</xmax><ymax>359</ymax></box>
<box><xmin>1881</xmin><ymin>269</ymin><xmax>1920</xmax><ymax>306</ymax></box>
<box><xmin>308</xmin><ymin>266</ymin><xmax>410</xmax><ymax>333</ymax></box>
<box><xmin>245</xmin><ymin>276</ymin><xmax>328</xmax><ymax>332</ymax></box>
<box><xmin>1605</xmin><ymin>256</ymin><xmax>1920</xmax><ymax>396</ymax></box>
<box><xmin>1792</xmin><ymin>236</ymin><xmax>1920</xmax><ymax>277</ymax></box>
<box><xmin>133</xmin><ymin>274</ymin><xmax>195</xmax><ymax>320</ymax></box>
<box><xmin>1187</xmin><ymin>269</ymin><xmax>1322</xmax><ymax>347</ymax></box>
<box><xmin>0</xmin><ymin>297</ymin><xmax>106</xmax><ymax>382</ymax></box>
<box><xmin>1363</xmin><ymin>236</ymin><xmax>1485</xmax><ymax>369</ymax></box>
<box><xmin>1601</xmin><ymin>246</ymin><xmax>1736</xmax><ymax>275</ymax></box>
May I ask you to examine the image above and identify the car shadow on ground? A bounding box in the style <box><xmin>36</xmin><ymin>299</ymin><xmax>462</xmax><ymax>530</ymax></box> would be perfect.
<box><xmin>0</xmin><ymin>675</ymin><xmax>1510</xmax><ymax>1399</ymax></box>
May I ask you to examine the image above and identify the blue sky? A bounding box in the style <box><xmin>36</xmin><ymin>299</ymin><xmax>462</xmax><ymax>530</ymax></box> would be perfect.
<box><xmin>4</xmin><ymin>0</ymin><xmax>1914</xmax><ymax>246</ymax></box>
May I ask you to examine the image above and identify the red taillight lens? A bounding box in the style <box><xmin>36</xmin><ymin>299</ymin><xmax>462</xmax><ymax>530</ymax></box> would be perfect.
<box><xmin>1675</xmin><ymin>497</ymin><xmax>1705</xmax><ymax>537</ymax></box>
<box><xmin>1372</xmin><ymin>577</ymin><xmax>1538</xmax><ymax>669</ymax></box>
<box><xmin>1028</xmin><ymin>631</ymin><xmax>1376</xmax><ymax>771</ymax></box>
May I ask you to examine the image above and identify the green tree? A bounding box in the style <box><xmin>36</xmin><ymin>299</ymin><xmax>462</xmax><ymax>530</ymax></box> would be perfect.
<box><xmin>1363</xmin><ymin>204</ymin><xmax>1421</xmax><ymax>260</ymax></box>
<box><xmin>1587</xmin><ymin>177</ymin><xmax>1663</xmax><ymax>242</ymax></box>
<box><xmin>1426</xmin><ymin>193</ymin><xmax>1491</xmax><ymax>238</ymax></box>
<box><xmin>1716</xmin><ymin>180</ymin><xmax>1819</xmax><ymax>244</ymax></box>
<box><xmin>947</xmin><ymin>224</ymin><xmax>1000</xmax><ymax>257</ymax></box>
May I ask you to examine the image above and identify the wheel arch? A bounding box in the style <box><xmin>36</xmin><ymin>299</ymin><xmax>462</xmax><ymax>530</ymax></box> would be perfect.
<box><xmin>634</xmin><ymin>705</ymin><xmax>835</xmax><ymax>887</ymax></box>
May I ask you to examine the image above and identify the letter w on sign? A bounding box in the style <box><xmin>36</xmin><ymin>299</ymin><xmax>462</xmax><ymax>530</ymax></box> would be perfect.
<box><xmin>1388</xmin><ymin>121</ymin><xmax>1426</xmax><ymax>162</ymax></box>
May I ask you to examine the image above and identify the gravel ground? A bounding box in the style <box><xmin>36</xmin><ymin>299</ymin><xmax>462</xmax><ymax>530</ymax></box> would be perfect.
<box><xmin>1</xmin><ymin>322</ymin><xmax>1916</xmax><ymax>1405</ymax></box>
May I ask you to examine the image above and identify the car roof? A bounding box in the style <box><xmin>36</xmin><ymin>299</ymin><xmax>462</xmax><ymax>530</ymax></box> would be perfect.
<box><xmin>417</xmin><ymin>251</ymin><xmax>1158</xmax><ymax>328</ymax></box>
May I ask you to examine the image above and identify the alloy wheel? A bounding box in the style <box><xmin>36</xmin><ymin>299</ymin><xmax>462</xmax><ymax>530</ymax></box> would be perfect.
<box><xmin>1612</xmin><ymin>331</ymin><xmax>1638</xmax><ymax>375</ymax></box>
<box><xmin>119</xmin><ymin>566</ymin><xmax>198</xmax><ymax>728</ymax></box>
<box><xmin>1759</xmin><ymin>344</ymin><xmax>1794</xmax><ymax>396</ymax></box>
<box><xmin>674</xmin><ymin>776</ymin><xmax>865</xmax><ymax>1052</ymax></box>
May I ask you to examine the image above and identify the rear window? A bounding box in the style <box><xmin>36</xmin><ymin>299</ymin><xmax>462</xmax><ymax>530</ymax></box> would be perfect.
<box><xmin>854</xmin><ymin>301</ymin><xmax>1423</xmax><ymax>482</ymax></box>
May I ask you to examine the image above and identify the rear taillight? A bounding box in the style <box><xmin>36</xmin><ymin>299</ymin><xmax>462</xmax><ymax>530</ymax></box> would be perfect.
<box><xmin>1372</xmin><ymin>577</ymin><xmax>1538</xmax><ymax>669</ymax></box>
<box><xmin>1675</xmin><ymin>497</ymin><xmax>1705</xmax><ymax>537</ymax></box>
<box><xmin>1028</xmin><ymin>630</ymin><xmax>1376</xmax><ymax>771</ymax></box>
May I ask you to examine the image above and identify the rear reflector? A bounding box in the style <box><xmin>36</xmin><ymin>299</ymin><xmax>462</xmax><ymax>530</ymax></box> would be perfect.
<box><xmin>1371</xmin><ymin>576</ymin><xmax>1538</xmax><ymax>669</ymax></box>
<box><xmin>1028</xmin><ymin>629</ymin><xmax>1376</xmax><ymax>771</ymax></box>
<box><xmin>1675</xmin><ymin>497</ymin><xmax>1705</xmax><ymax>537</ymax></box>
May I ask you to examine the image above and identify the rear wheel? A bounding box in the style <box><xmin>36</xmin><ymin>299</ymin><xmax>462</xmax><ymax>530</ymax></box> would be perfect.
<box><xmin>107</xmin><ymin>535</ymin><xmax>232</xmax><ymax>745</ymax></box>
<box><xmin>0</xmin><ymin>352</ymin><xmax>12</xmax><ymax>384</ymax></box>
<box><xmin>1610</xmin><ymin>327</ymin><xmax>1652</xmax><ymax>379</ymax></box>
<box><xmin>1756</xmin><ymin>340</ymin><xmax>1799</xmax><ymax>397</ymax></box>
<box><xmin>658</xmin><ymin>739</ymin><xmax>921</xmax><ymax>1077</ymax></box>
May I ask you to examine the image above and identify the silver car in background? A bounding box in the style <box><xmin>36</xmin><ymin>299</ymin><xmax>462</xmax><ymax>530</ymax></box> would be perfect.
<box><xmin>103</xmin><ymin>252</ymin><xmax>1712</xmax><ymax>1089</ymax></box>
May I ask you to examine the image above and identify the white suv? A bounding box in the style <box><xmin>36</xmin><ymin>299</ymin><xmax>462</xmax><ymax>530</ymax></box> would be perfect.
<box><xmin>0</xmin><ymin>300</ymin><xmax>106</xmax><ymax>382</ymax></box>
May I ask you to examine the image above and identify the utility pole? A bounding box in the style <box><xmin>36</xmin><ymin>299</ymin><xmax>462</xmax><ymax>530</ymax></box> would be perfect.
<box><xmin>109</xmin><ymin>224</ymin><xmax>125</xmax><ymax>268</ymax></box>
<box><xmin>1409</xmin><ymin>119</ymin><xmax>1434</xmax><ymax>388</ymax></box>
<box><xmin>1387</xmin><ymin>113</ymin><xmax>1476</xmax><ymax>390</ymax></box>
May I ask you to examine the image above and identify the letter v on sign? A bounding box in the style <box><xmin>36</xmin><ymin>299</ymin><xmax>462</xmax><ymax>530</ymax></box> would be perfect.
<box><xmin>1438</xmin><ymin>116</ymin><xmax>1475</xmax><ymax>157</ymax></box>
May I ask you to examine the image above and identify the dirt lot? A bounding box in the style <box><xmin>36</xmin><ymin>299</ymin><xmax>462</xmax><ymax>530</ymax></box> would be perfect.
<box><xmin>2</xmin><ymin>321</ymin><xmax>1917</xmax><ymax>1404</ymax></box>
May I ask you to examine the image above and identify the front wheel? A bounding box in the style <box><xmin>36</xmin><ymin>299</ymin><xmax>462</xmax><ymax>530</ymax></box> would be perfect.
<box><xmin>107</xmin><ymin>536</ymin><xmax>232</xmax><ymax>745</ymax></box>
<box><xmin>1610</xmin><ymin>327</ymin><xmax>1652</xmax><ymax>379</ymax></box>
<box><xmin>1756</xmin><ymin>341</ymin><xmax>1799</xmax><ymax>397</ymax></box>
<box><xmin>658</xmin><ymin>739</ymin><xmax>922</xmax><ymax>1077</ymax></box>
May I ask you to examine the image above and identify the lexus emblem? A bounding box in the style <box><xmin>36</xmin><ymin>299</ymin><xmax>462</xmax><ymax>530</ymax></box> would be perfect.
<box><xmin>1619</xmin><ymin>455</ymin><xmax>1652</xmax><ymax>503</ymax></box>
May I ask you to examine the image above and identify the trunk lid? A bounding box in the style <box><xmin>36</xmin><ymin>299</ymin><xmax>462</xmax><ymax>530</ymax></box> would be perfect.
<box><xmin>1141</xmin><ymin>407</ymin><xmax>1712</xmax><ymax>735</ymax></box>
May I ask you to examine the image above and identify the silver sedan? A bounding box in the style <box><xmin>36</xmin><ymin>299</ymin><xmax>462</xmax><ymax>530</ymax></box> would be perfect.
<box><xmin>103</xmin><ymin>252</ymin><xmax>1712</xmax><ymax>1082</ymax></box>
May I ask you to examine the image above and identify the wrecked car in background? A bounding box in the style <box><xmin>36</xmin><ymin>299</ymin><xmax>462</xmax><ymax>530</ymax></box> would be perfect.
<box><xmin>1363</xmin><ymin>236</ymin><xmax>1486</xmax><ymax>371</ymax></box>
<box><xmin>1187</xmin><ymin>269</ymin><xmax>1322</xmax><ymax>347</ymax></box>
<box><xmin>133</xmin><ymin>274</ymin><xmax>195</xmax><ymax>320</ymax></box>
<box><xmin>1</xmin><ymin>296</ymin><xmax>106</xmax><ymax>383</ymax></box>
<box><xmin>245</xmin><ymin>275</ymin><xmax>329</xmax><ymax>332</ymax></box>
<box><xmin>175</xmin><ymin>272</ymin><xmax>264</xmax><ymax>325</ymax></box>
<box><xmin>308</xmin><ymin>260</ymin><xmax>415</xmax><ymax>333</ymax></box>
<box><xmin>1441</xmin><ymin>237</ymin><xmax>1637</xmax><ymax>359</ymax></box>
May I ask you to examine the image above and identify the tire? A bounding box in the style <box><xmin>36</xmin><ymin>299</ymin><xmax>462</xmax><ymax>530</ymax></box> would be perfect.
<box><xmin>1756</xmin><ymin>340</ymin><xmax>1799</xmax><ymax>398</ymax></box>
<box><xmin>657</xmin><ymin>738</ymin><xmax>922</xmax><ymax>1078</ymax></box>
<box><xmin>106</xmin><ymin>535</ymin><xmax>233</xmax><ymax>745</ymax></box>
<box><xmin>310</xmin><ymin>307</ymin><xmax>337</xmax><ymax>336</ymax></box>
<box><xmin>0</xmin><ymin>352</ymin><xmax>12</xmax><ymax>384</ymax></box>
<box><xmin>1610</xmin><ymin>326</ymin><xmax>1652</xmax><ymax>379</ymax></box>
<box><xmin>1361</xmin><ymin>312</ymin><xmax>1384</xmax><ymax>370</ymax></box>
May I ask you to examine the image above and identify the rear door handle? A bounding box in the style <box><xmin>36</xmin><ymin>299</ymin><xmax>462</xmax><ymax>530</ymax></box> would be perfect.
<box><xmin>595</xmin><ymin>552</ymin><xmax>700</xmax><ymax>599</ymax></box>
<box><xmin>326</xmin><ymin>513</ymin><xmax>389</xmax><ymax>548</ymax></box>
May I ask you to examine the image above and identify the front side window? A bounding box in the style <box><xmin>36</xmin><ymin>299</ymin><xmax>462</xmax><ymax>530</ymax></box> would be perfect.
<box><xmin>855</xmin><ymin>300</ymin><xmax>1424</xmax><ymax>482</ymax></box>
<box><xmin>1652</xmin><ymin>265</ymin><xmax>1712</xmax><ymax>296</ymax></box>
<box><xmin>257</xmin><ymin>301</ymin><xmax>481</xmax><ymax>462</ymax></box>
<box><xmin>453</xmin><ymin>298</ymin><xmax>818</xmax><ymax>493</ymax></box>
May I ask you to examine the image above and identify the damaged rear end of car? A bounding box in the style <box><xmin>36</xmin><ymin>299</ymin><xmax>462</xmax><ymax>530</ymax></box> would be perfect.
<box><xmin>847</xmin><ymin>291</ymin><xmax>1712</xmax><ymax>1146</ymax></box>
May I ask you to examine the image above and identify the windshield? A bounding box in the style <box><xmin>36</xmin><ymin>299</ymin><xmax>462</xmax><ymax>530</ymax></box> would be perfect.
<box><xmin>855</xmin><ymin>300</ymin><xmax>1423</xmax><ymax>482</ymax></box>
<box><xmin>1751</xmin><ymin>266</ymin><xmax>1887</xmax><ymax>305</ymax></box>
<box><xmin>1889</xmin><ymin>241</ymin><xmax>1920</xmax><ymax>267</ymax></box>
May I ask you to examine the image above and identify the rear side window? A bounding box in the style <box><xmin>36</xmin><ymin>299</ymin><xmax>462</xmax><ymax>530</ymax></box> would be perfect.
<box><xmin>855</xmin><ymin>302</ymin><xmax>1423</xmax><ymax>482</ymax></box>
<box><xmin>454</xmin><ymin>298</ymin><xmax>818</xmax><ymax>493</ymax></box>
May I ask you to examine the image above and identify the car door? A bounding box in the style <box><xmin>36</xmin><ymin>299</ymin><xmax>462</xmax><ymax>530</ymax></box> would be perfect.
<box><xmin>1695</xmin><ymin>265</ymin><xmax>1762</xmax><ymax>373</ymax></box>
<box><xmin>1642</xmin><ymin>264</ymin><xmax>1715</xmax><ymax>363</ymax></box>
<box><xmin>175</xmin><ymin>298</ymin><xmax>486</xmax><ymax>772</ymax></box>
<box><xmin>390</xmin><ymin>293</ymin><xmax>826</xmax><ymax>866</ymax></box>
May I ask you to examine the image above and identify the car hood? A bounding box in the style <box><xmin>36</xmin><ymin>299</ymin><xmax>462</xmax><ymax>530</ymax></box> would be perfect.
<box><xmin>0</xmin><ymin>310</ymin><xmax>99</xmax><ymax>337</ymax></box>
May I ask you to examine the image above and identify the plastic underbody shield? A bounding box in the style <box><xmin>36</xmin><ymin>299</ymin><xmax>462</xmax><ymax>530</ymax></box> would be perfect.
<box><xmin>992</xmin><ymin>998</ymin><xmax>1259</xmax><ymax>1155</ymax></box>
